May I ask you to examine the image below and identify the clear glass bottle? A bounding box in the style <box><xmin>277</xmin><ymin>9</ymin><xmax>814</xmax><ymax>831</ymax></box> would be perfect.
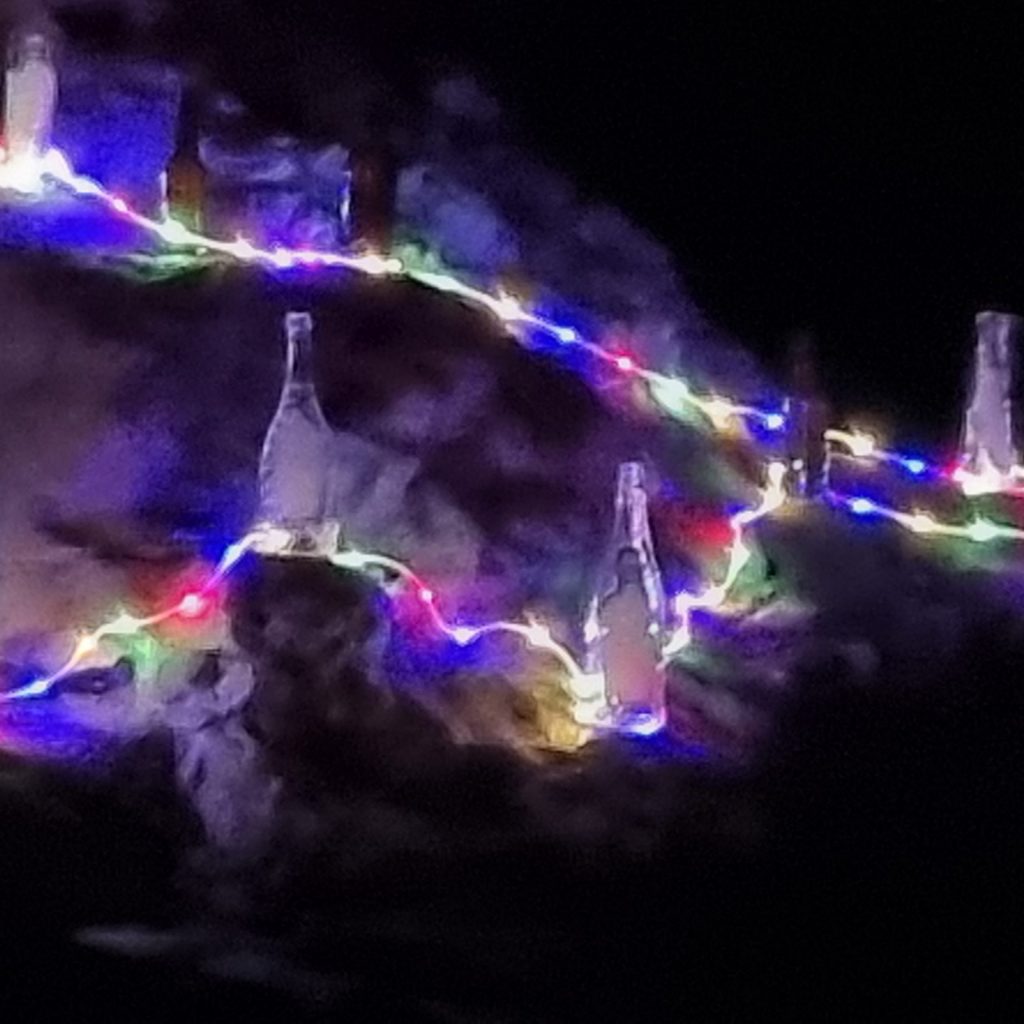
<box><xmin>257</xmin><ymin>312</ymin><xmax>331</xmax><ymax>540</ymax></box>
<box><xmin>961</xmin><ymin>311</ymin><xmax>1021</xmax><ymax>477</ymax></box>
<box><xmin>3</xmin><ymin>27</ymin><xmax>58</xmax><ymax>163</ymax></box>
<box><xmin>164</xmin><ymin>85</ymin><xmax>206</xmax><ymax>231</ymax></box>
<box><xmin>583</xmin><ymin>461</ymin><xmax>667</xmax><ymax>733</ymax></box>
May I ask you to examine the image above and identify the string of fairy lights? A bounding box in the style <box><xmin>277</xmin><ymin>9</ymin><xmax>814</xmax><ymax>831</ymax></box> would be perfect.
<box><xmin>0</xmin><ymin>458</ymin><xmax>788</xmax><ymax>719</ymax></box>
<box><xmin>3</xmin><ymin>145</ymin><xmax>1024</xmax><ymax>722</ymax></box>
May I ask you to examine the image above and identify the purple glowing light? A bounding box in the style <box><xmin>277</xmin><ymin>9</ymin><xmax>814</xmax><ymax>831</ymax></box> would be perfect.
<box><xmin>618</xmin><ymin>709</ymin><xmax>667</xmax><ymax>737</ymax></box>
<box><xmin>848</xmin><ymin>497</ymin><xmax>876</xmax><ymax>516</ymax></box>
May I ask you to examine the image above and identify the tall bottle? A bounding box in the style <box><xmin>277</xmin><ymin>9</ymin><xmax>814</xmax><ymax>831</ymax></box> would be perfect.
<box><xmin>960</xmin><ymin>310</ymin><xmax>1021</xmax><ymax>477</ymax></box>
<box><xmin>3</xmin><ymin>27</ymin><xmax>58</xmax><ymax>165</ymax></box>
<box><xmin>349</xmin><ymin>143</ymin><xmax>397</xmax><ymax>253</ymax></box>
<box><xmin>257</xmin><ymin>312</ymin><xmax>331</xmax><ymax>536</ymax></box>
<box><xmin>163</xmin><ymin>84</ymin><xmax>206</xmax><ymax>230</ymax></box>
<box><xmin>583</xmin><ymin>461</ymin><xmax>668</xmax><ymax>733</ymax></box>
<box><xmin>783</xmin><ymin>331</ymin><xmax>830</xmax><ymax>498</ymax></box>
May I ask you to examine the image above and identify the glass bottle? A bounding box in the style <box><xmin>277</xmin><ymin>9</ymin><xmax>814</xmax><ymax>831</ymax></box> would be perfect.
<box><xmin>583</xmin><ymin>461</ymin><xmax>667</xmax><ymax>733</ymax></box>
<box><xmin>3</xmin><ymin>28</ymin><xmax>58</xmax><ymax>164</ymax></box>
<box><xmin>257</xmin><ymin>312</ymin><xmax>331</xmax><ymax>541</ymax></box>
<box><xmin>961</xmin><ymin>311</ymin><xmax>1021</xmax><ymax>477</ymax></box>
<box><xmin>164</xmin><ymin>85</ymin><xmax>206</xmax><ymax>231</ymax></box>
<box><xmin>349</xmin><ymin>143</ymin><xmax>397</xmax><ymax>253</ymax></box>
<box><xmin>784</xmin><ymin>331</ymin><xmax>830</xmax><ymax>498</ymax></box>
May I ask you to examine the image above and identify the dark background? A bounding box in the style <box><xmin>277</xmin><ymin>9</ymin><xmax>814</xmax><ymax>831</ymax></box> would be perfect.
<box><xmin>71</xmin><ymin>1</ymin><xmax>1024</xmax><ymax>450</ymax></box>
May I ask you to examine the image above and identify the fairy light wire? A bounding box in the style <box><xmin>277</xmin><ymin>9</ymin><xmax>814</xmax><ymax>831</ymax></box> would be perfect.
<box><xmin>660</xmin><ymin>462</ymin><xmax>788</xmax><ymax>662</ymax></box>
<box><xmin>8</xmin><ymin>148</ymin><xmax>1024</xmax><ymax>722</ymax></box>
<box><xmin>0</xmin><ymin>149</ymin><xmax>790</xmax><ymax>722</ymax></box>
<box><xmin>833</xmin><ymin>491</ymin><xmax>1024</xmax><ymax>543</ymax></box>
<box><xmin>1</xmin><ymin>146</ymin><xmax>783</xmax><ymax>436</ymax></box>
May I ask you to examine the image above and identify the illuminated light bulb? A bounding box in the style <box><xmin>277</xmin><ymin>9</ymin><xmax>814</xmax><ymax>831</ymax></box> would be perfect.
<box><xmin>554</xmin><ymin>325</ymin><xmax>579</xmax><ymax>344</ymax></box>
<box><xmin>111</xmin><ymin>196</ymin><xmax>129</xmax><ymax>214</ymax></box>
<box><xmin>359</xmin><ymin>252</ymin><xmax>398</xmax><ymax>276</ymax></box>
<box><xmin>159</xmin><ymin>218</ymin><xmax>193</xmax><ymax>245</ymax></box>
<box><xmin>450</xmin><ymin>626</ymin><xmax>477</xmax><ymax>646</ymax></box>
<box><xmin>846</xmin><ymin>432</ymin><xmax>876</xmax><ymax>458</ymax></box>
<box><xmin>269</xmin><ymin>247</ymin><xmax>293</xmax><ymax>269</ymax></box>
<box><xmin>493</xmin><ymin>293</ymin><xmax>524</xmax><ymax>322</ymax></box>
<box><xmin>966</xmin><ymin>519</ymin><xmax>1000</xmax><ymax>544</ymax></box>
<box><xmin>524</xmin><ymin>621</ymin><xmax>553</xmax><ymax>648</ymax></box>
<box><xmin>418</xmin><ymin>587</ymin><xmax>435</xmax><ymax>604</ymax></box>
<box><xmin>427</xmin><ymin>272</ymin><xmax>460</xmax><ymax>294</ymax></box>
<box><xmin>331</xmin><ymin>550</ymin><xmax>370</xmax><ymax>571</ymax></box>
<box><xmin>764</xmin><ymin>412</ymin><xmax>786</xmax><ymax>431</ymax></box>
<box><xmin>103</xmin><ymin>612</ymin><xmax>145</xmax><ymax>636</ymax></box>
<box><xmin>219</xmin><ymin>538</ymin><xmax>253</xmax><ymax>572</ymax></box>
<box><xmin>228</xmin><ymin>236</ymin><xmax>258</xmax><ymax>260</ymax></box>
<box><xmin>849</xmin><ymin>497</ymin><xmax>876</xmax><ymax>515</ymax></box>
<box><xmin>656</xmin><ymin>377</ymin><xmax>691</xmax><ymax>403</ymax></box>
<box><xmin>647</xmin><ymin>376</ymin><xmax>699</xmax><ymax>421</ymax></box>
<box><xmin>614</xmin><ymin>355</ymin><xmax>636</xmax><ymax>373</ymax></box>
<box><xmin>908</xmin><ymin>512</ymin><xmax>937</xmax><ymax>535</ymax></box>
<box><xmin>701</xmin><ymin>397</ymin><xmax>735</xmax><ymax>429</ymax></box>
<box><xmin>14</xmin><ymin>678</ymin><xmax>52</xmax><ymax>700</ymax></box>
<box><xmin>619</xmin><ymin>709</ymin><xmax>666</xmax><ymax>737</ymax></box>
<box><xmin>75</xmin><ymin>633</ymin><xmax>100</xmax><ymax>657</ymax></box>
<box><xmin>177</xmin><ymin>592</ymin><xmax>207</xmax><ymax>618</ymax></box>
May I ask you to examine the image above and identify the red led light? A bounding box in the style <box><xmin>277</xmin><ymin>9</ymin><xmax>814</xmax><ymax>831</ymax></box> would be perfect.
<box><xmin>615</xmin><ymin>355</ymin><xmax>635</xmax><ymax>372</ymax></box>
<box><xmin>178</xmin><ymin>592</ymin><xmax>207</xmax><ymax>619</ymax></box>
<box><xmin>418</xmin><ymin>587</ymin><xmax>435</xmax><ymax>604</ymax></box>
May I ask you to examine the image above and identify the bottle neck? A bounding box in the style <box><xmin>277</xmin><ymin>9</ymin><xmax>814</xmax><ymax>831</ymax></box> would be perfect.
<box><xmin>614</xmin><ymin>483</ymin><xmax>649</xmax><ymax>549</ymax></box>
<box><xmin>174</xmin><ymin>85</ymin><xmax>201</xmax><ymax>163</ymax></box>
<box><xmin>284</xmin><ymin>313</ymin><xmax>317</xmax><ymax>390</ymax></box>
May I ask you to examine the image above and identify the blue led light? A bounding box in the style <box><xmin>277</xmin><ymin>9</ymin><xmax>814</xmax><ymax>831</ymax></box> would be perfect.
<box><xmin>900</xmin><ymin>457</ymin><xmax>927</xmax><ymax>476</ymax></box>
<box><xmin>450</xmin><ymin>626</ymin><xmax>477</xmax><ymax>646</ymax></box>
<box><xmin>764</xmin><ymin>412</ymin><xmax>786</xmax><ymax>431</ymax></box>
<box><xmin>848</xmin><ymin>497</ymin><xmax>876</xmax><ymax>516</ymax></box>
<box><xmin>617</xmin><ymin>709</ymin><xmax>667</xmax><ymax>737</ymax></box>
